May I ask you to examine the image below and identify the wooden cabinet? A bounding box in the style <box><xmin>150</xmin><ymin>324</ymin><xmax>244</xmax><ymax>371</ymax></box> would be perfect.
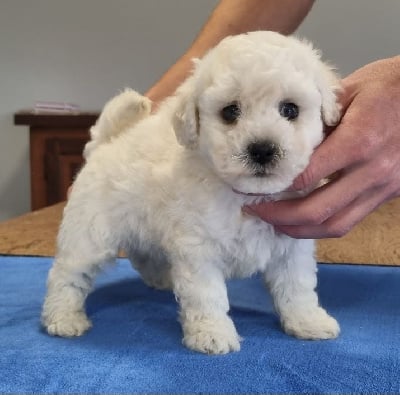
<box><xmin>14</xmin><ymin>111</ymin><xmax>99</xmax><ymax>210</ymax></box>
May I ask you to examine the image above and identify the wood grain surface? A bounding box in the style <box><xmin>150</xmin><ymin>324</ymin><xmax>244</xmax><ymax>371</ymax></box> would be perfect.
<box><xmin>1</xmin><ymin>199</ymin><xmax>399</xmax><ymax>265</ymax></box>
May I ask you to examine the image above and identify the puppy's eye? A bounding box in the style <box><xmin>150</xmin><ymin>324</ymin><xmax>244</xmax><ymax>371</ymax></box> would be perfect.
<box><xmin>279</xmin><ymin>102</ymin><xmax>299</xmax><ymax>121</ymax></box>
<box><xmin>220</xmin><ymin>102</ymin><xmax>241</xmax><ymax>124</ymax></box>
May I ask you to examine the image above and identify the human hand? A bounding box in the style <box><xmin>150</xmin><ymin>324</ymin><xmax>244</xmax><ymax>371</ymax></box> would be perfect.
<box><xmin>244</xmin><ymin>56</ymin><xmax>400</xmax><ymax>239</ymax></box>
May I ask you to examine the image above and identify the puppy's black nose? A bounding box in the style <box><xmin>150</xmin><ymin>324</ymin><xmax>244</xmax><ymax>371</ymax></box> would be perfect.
<box><xmin>247</xmin><ymin>141</ymin><xmax>280</xmax><ymax>165</ymax></box>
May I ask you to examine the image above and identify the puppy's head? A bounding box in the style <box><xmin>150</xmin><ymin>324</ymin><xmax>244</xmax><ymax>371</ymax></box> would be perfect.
<box><xmin>173</xmin><ymin>31</ymin><xmax>341</xmax><ymax>194</ymax></box>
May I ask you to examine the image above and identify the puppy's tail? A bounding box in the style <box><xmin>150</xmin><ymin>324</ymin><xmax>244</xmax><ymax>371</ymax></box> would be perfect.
<box><xmin>84</xmin><ymin>88</ymin><xmax>152</xmax><ymax>159</ymax></box>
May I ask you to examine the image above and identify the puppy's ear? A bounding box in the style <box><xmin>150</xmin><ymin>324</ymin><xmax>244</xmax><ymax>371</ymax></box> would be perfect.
<box><xmin>316</xmin><ymin>64</ymin><xmax>343</xmax><ymax>126</ymax></box>
<box><xmin>172</xmin><ymin>75</ymin><xmax>200</xmax><ymax>149</ymax></box>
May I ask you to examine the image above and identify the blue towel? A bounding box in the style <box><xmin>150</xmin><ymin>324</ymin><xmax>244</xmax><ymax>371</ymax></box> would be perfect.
<box><xmin>1</xmin><ymin>256</ymin><xmax>399</xmax><ymax>394</ymax></box>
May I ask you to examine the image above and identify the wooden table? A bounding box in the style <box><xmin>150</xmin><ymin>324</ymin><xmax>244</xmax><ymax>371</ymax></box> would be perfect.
<box><xmin>1</xmin><ymin>200</ymin><xmax>399</xmax><ymax>265</ymax></box>
<box><xmin>14</xmin><ymin>111</ymin><xmax>98</xmax><ymax>211</ymax></box>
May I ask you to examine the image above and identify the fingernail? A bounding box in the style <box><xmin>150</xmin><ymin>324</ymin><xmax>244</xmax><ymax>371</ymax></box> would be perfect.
<box><xmin>242</xmin><ymin>206</ymin><xmax>257</xmax><ymax>216</ymax></box>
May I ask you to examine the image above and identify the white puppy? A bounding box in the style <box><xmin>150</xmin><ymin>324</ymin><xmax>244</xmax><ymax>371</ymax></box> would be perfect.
<box><xmin>42</xmin><ymin>31</ymin><xmax>342</xmax><ymax>354</ymax></box>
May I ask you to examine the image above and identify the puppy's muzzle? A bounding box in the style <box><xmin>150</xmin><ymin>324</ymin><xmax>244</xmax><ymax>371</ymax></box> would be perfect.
<box><xmin>247</xmin><ymin>140</ymin><xmax>282</xmax><ymax>167</ymax></box>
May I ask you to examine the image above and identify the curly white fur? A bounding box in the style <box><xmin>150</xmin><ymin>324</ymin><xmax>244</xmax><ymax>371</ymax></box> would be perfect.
<box><xmin>42</xmin><ymin>31</ymin><xmax>341</xmax><ymax>354</ymax></box>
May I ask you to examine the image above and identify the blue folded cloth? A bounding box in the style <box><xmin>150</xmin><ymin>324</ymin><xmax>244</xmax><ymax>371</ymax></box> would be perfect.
<box><xmin>1</xmin><ymin>256</ymin><xmax>399</xmax><ymax>394</ymax></box>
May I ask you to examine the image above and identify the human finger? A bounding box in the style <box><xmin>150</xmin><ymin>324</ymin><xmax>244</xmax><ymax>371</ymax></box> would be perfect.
<box><xmin>273</xmin><ymin>183</ymin><xmax>395</xmax><ymax>239</ymax></box>
<box><xmin>244</xmin><ymin>161</ymin><xmax>376</xmax><ymax>227</ymax></box>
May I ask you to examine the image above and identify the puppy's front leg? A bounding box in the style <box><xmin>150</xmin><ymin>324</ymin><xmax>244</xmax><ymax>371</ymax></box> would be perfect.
<box><xmin>265</xmin><ymin>239</ymin><xmax>340</xmax><ymax>340</ymax></box>
<box><xmin>172</xmin><ymin>257</ymin><xmax>241</xmax><ymax>354</ymax></box>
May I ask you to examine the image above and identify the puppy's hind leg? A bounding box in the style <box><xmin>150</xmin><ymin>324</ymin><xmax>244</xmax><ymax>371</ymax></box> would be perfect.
<box><xmin>41</xmin><ymin>203</ymin><xmax>119</xmax><ymax>337</ymax></box>
<box><xmin>129</xmin><ymin>246</ymin><xmax>172</xmax><ymax>291</ymax></box>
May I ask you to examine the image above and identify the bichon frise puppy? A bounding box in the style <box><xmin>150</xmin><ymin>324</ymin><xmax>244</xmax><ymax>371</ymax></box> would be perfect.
<box><xmin>42</xmin><ymin>31</ymin><xmax>342</xmax><ymax>354</ymax></box>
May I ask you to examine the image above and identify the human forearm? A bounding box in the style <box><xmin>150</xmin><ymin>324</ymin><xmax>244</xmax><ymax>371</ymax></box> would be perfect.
<box><xmin>145</xmin><ymin>0</ymin><xmax>315</xmax><ymax>104</ymax></box>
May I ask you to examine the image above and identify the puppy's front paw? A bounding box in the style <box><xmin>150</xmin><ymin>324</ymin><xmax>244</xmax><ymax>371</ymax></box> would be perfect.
<box><xmin>42</xmin><ymin>311</ymin><xmax>92</xmax><ymax>337</ymax></box>
<box><xmin>281</xmin><ymin>307</ymin><xmax>340</xmax><ymax>340</ymax></box>
<box><xmin>183</xmin><ymin>317</ymin><xmax>241</xmax><ymax>354</ymax></box>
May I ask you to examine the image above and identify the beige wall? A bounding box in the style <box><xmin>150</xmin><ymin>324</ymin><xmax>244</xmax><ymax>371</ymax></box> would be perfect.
<box><xmin>1</xmin><ymin>0</ymin><xmax>399</xmax><ymax>220</ymax></box>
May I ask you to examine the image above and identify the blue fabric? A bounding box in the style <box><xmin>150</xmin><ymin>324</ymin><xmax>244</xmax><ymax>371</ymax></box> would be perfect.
<box><xmin>0</xmin><ymin>256</ymin><xmax>399</xmax><ymax>394</ymax></box>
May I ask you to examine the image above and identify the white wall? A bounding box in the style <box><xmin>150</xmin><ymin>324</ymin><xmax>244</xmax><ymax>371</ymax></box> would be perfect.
<box><xmin>1</xmin><ymin>0</ymin><xmax>399</xmax><ymax>220</ymax></box>
<box><xmin>298</xmin><ymin>0</ymin><xmax>400</xmax><ymax>75</ymax></box>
